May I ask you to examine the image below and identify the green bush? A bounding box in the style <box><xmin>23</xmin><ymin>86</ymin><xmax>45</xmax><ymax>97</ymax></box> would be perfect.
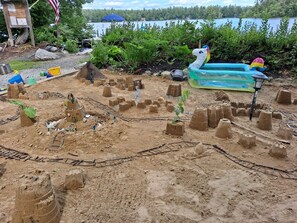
<box><xmin>91</xmin><ymin>41</ymin><xmax>109</xmax><ymax>68</ymax></box>
<box><xmin>90</xmin><ymin>18</ymin><xmax>297</xmax><ymax>77</ymax></box>
<box><xmin>65</xmin><ymin>39</ymin><xmax>79</xmax><ymax>53</ymax></box>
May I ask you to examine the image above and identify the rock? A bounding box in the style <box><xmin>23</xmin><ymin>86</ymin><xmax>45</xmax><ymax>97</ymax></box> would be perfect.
<box><xmin>153</xmin><ymin>72</ymin><xmax>161</xmax><ymax>76</ymax></box>
<box><xmin>161</xmin><ymin>71</ymin><xmax>171</xmax><ymax>79</ymax></box>
<box><xmin>34</xmin><ymin>48</ymin><xmax>60</xmax><ymax>60</ymax></box>
<box><xmin>76</xmin><ymin>48</ymin><xmax>93</xmax><ymax>55</ymax></box>
<box><xmin>194</xmin><ymin>142</ymin><xmax>208</xmax><ymax>155</ymax></box>
<box><xmin>45</xmin><ymin>45</ymin><xmax>58</xmax><ymax>52</ymax></box>
<box><xmin>65</xmin><ymin>169</ymin><xmax>85</xmax><ymax>190</ymax></box>
<box><xmin>144</xmin><ymin>70</ymin><xmax>152</xmax><ymax>76</ymax></box>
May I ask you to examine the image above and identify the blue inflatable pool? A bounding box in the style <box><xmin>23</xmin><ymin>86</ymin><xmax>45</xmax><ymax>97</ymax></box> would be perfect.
<box><xmin>188</xmin><ymin>46</ymin><xmax>266</xmax><ymax>92</ymax></box>
<box><xmin>188</xmin><ymin>63</ymin><xmax>264</xmax><ymax>92</ymax></box>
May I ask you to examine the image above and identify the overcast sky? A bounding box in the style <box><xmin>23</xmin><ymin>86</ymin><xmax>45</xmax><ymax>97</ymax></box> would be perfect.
<box><xmin>83</xmin><ymin>0</ymin><xmax>255</xmax><ymax>10</ymax></box>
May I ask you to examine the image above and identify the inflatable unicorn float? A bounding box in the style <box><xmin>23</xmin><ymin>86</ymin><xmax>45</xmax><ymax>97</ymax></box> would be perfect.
<box><xmin>188</xmin><ymin>45</ymin><xmax>267</xmax><ymax>92</ymax></box>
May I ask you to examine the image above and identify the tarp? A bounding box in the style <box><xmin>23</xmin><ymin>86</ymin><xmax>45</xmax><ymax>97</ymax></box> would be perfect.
<box><xmin>101</xmin><ymin>14</ymin><xmax>125</xmax><ymax>22</ymax></box>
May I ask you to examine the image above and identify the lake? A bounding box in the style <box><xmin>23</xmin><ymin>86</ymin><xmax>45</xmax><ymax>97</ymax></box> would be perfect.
<box><xmin>89</xmin><ymin>17</ymin><xmax>297</xmax><ymax>36</ymax></box>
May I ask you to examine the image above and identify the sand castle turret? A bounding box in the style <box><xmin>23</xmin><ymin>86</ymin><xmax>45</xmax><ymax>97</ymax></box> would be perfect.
<box><xmin>189</xmin><ymin>108</ymin><xmax>208</xmax><ymax>131</ymax></box>
<box><xmin>166</xmin><ymin>84</ymin><xmax>181</xmax><ymax>97</ymax></box>
<box><xmin>215</xmin><ymin>118</ymin><xmax>232</xmax><ymax>139</ymax></box>
<box><xmin>257</xmin><ymin>110</ymin><xmax>272</xmax><ymax>131</ymax></box>
<box><xmin>275</xmin><ymin>89</ymin><xmax>292</xmax><ymax>104</ymax></box>
<box><xmin>12</xmin><ymin>173</ymin><xmax>61</xmax><ymax>223</ymax></box>
<box><xmin>65</xmin><ymin>93</ymin><xmax>85</xmax><ymax>122</ymax></box>
<box><xmin>103</xmin><ymin>86</ymin><xmax>112</xmax><ymax>97</ymax></box>
<box><xmin>222</xmin><ymin>103</ymin><xmax>234</xmax><ymax>121</ymax></box>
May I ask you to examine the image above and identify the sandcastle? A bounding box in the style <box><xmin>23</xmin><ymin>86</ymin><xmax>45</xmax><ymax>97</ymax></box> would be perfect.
<box><xmin>65</xmin><ymin>93</ymin><xmax>85</xmax><ymax>122</ymax></box>
<box><xmin>189</xmin><ymin>108</ymin><xmax>208</xmax><ymax>131</ymax></box>
<box><xmin>166</xmin><ymin>121</ymin><xmax>185</xmax><ymax>136</ymax></box>
<box><xmin>238</xmin><ymin>133</ymin><xmax>256</xmax><ymax>149</ymax></box>
<box><xmin>20</xmin><ymin>110</ymin><xmax>36</xmax><ymax>127</ymax></box>
<box><xmin>119</xmin><ymin>102</ymin><xmax>131</xmax><ymax>112</ymax></box>
<box><xmin>149</xmin><ymin>105</ymin><xmax>158</xmax><ymax>113</ymax></box>
<box><xmin>222</xmin><ymin>103</ymin><xmax>234</xmax><ymax>121</ymax></box>
<box><xmin>137</xmin><ymin>101</ymin><xmax>146</xmax><ymax>109</ymax></box>
<box><xmin>65</xmin><ymin>169</ymin><xmax>85</xmax><ymax>190</ymax></box>
<box><xmin>103</xmin><ymin>86</ymin><xmax>112</xmax><ymax>97</ymax></box>
<box><xmin>257</xmin><ymin>110</ymin><xmax>272</xmax><ymax>131</ymax></box>
<box><xmin>275</xmin><ymin>89</ymin><xmax>292</xmax><ymax>104</ymax></box>
<box><xmin>144</xmin><ymin>99</ymin><xmax>152</xmax><ymax>105</ymax></box>
<box><xmin>12</xmin><ymin>173</ymin><xmax>61</xmax><ymax>223</ymax></box>
<box><xmin>166</xmin><ymin>84</ymin><xmax>182</xmax><ymax>97</ymax></box>
<box><xmin>269</xmin><ymin>143</ymin><xmax>287</xmax><ymax>159</ymax></box>
<box><xmin>166</xmin><ymin>104</ymin><xmax>175</xmax><ymax>112</ymax></box>
<box><xmin>215</xmin><ymin>118</ymin><xmax>232</xmax><ymax>139</ymax></box>
<box><xmin>8</xmin><ymin>83</ymin><xmax>27</xmax><ymax>99</ymax></box>
<box><xmin>277</xmin><ymin>125</ymin><xmax>293</xmax><ymax>140</ymax></box>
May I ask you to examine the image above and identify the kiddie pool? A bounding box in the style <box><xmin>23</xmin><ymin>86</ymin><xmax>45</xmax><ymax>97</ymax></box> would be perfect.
<box><xmin>188</xmin><ymin>63</ymin><xmax>264</xmax><ymax>92</ymax></box>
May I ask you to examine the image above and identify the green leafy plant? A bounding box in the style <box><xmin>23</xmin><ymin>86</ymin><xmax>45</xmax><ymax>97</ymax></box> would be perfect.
<box><xmin>65</xmin><ymin>39</ymin><xmax>79</xmax><ymax>53</ymax></box>
<box><xmin>173</xmin><ymin>90</ymin><xmax>190</xmax><ymax>124</ymax></box>
<box><xmin>8</xmin><ymin>100</ymin><xmax>36</xmax><ymax>119</ymax></box>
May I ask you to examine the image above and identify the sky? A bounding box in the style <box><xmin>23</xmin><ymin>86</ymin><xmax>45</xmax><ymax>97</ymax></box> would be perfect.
<box><xmin>83</xmin><ymin>0</ymin><xmax>255</xmax><ymax>10</ymax></box>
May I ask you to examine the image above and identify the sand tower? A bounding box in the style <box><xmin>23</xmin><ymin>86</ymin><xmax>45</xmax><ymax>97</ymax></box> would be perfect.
<box><xmin>166</xmin><ymin>84</ymin><xmax>181</xmax><ymax>97</ymax></box>
<box><xmin>257</xmin><ymin>110</ymin><xmax>272</xmax><ymax>131</ymax></box>
<box><xmin>276</xmin><ymin>125</ymin><xmax>293</xmax><ymax>140</ymax></box>
<box><xmin>8</xmin><ymin>83</ymin><xmax>26</xmax><ymax>99</ymax></box>
<box><xmin>238</xmin><ymin>133</ymin><xmax>256</xmax><ymax>149</ymax></box>
<box><xmin>269</xmin><ymin>143</ymin><xmax>287</xmax><ymax>159</ymax></box>
<box><xmin>65</xmin><ymin>93</ymin><xmax>85</xmax><ymax>122</ymax></box>
<box><xmin>275</xmin><ymin>89</ymin><xmax>292</xmax><ymax>104</ymax></box>
<box><xmin>207</xmin><ymin>106</ymin><xmax>219</xmax><ymax>128</ymax></box>
<box><xmin>189</xmin><ymin>108</ymin><xmax>208</xmax><ymax>131</ymax></box>
<box><xmin>215</xmin><ymin>118</ymin><xmax>232</xmax><ymax>139</ymax></box>
<box><xmin>102</xmin><ymin>86</ymin><xmax>112</xmax><ymax>97</ymax></box>
<box><xmin>12</xmin><ymin>173</ymin><xmax>61</xmax><ymax>223</ymax></box>
<box><xmin>222</xmin><ymin>103</ymin><xmax>234</xmax><ymax>121</ymax></box>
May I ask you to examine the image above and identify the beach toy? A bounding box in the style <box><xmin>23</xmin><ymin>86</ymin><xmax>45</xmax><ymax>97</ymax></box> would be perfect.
<box><xmin>188</xmin><ymin>46</ymin><xmax>266</xmax><ymax>92</ymax></box>
<box><xmin>28</xmin><ymin>77</ymin><xmax>37</xmax><ymax>85</ymax></box>
<box><xmin>250</xmin><ymin>57</ymin><xmax>266</xmax><ymax>72</ymax></box>
<box><xmin>48</xmin><ymin>66</ymin><xmax>61</xmax><ymax>76</ymax></box>
<box><xmin>8</xmin><ymin>74</ymin><xmax>25</xmax><ymax>84</ymax></box>
<box><xmin>191</xmin><ymin>45</ymin><xmax>210</xmax><ymax>69</ymax></box>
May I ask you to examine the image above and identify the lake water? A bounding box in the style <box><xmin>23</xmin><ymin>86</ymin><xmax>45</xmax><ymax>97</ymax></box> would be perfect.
<box><xmin>89</xmin><ymin>17</ymin><xmax>297</xmax><ymax>36</ymax></box>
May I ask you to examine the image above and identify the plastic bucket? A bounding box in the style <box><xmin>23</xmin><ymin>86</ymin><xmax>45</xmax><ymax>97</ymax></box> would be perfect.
<box><xmin>48</xmin><ymin>66</ymin><xmax>61</xmax><ymax>76</ymax></box>
<box><xmin>28</xmin><ymin>77</ymin><xmax>37</xmax><ymax>85</ymax></box>
<box><xmin>8</xmin><ymin>74</ymin><xmax>24</xmax><ymax>84</ymax></box>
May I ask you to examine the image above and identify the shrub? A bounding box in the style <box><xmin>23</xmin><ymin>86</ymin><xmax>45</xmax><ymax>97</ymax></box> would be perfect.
<box><xmin>65</xmin><ymin>39</ymin><xmax>79</xmax><ymax>53</ymax></box>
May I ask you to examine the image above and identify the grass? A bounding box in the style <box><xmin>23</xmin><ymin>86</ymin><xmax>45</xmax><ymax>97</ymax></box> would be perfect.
<box><xmin>9</xmin><ymin>60</ymin><xmax>42</xmax><ymax>71</ymax></box>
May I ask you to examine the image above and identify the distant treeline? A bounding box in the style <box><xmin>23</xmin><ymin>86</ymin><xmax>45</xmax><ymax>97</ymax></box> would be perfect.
<box><xmin>83</xmin><ymin>0</ymin><xmax>297</xmax><ymax>22</ymax></box>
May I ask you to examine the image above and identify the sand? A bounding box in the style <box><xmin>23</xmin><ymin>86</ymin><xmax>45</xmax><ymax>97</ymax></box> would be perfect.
<box><xmin>0</xmin><ymin>70</ymin><xmax>297</xmax><ymax>223</ymax></box>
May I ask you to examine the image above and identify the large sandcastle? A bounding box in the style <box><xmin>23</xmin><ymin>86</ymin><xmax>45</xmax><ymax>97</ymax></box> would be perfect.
<box><xmin>12</xmin><ymin>172</ymin><xmax>61</xmax><ymax>223</ymax></box>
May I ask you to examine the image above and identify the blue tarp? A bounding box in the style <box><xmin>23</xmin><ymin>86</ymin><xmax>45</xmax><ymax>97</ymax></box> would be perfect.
<box><xmin>101</xmin><ymin>14</ymin><xmax>125</xmax><ymax>22</ymax></box>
